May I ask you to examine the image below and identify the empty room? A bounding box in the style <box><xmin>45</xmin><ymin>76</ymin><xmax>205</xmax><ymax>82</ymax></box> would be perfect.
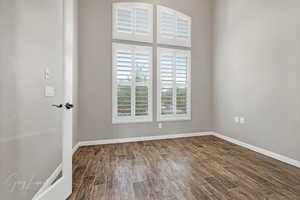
<box><xmin>1</xmin><ymin>0</ymin><xmax>300</xmax><ymax>199</ymax></box>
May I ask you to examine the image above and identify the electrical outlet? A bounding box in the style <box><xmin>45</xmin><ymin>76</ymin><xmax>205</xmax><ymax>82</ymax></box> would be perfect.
<box><xmin>158</xmin><ymin>123</ymin><xmax>162</xmax><ymax>129</ymax></box>
<box><xmin>240</xmin><ymin>117</ymin><xmax>246</xmax><ymax>124</ymax></box>
<box><xmin>234</xmin><ymin>117</ymin><xmax>240</xmax><ymax>123</ymax></box>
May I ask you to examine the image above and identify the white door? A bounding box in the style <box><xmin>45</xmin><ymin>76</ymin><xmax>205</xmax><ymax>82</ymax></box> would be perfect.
<box><xmin>33</xmin><ymin>0</ymin><xmax>75</xmax><ymax>199</ymax></box>
<box><xmin>0</xmin><ymin>0</ymin><xmax>74</xmax><ymax>199</ymax></box>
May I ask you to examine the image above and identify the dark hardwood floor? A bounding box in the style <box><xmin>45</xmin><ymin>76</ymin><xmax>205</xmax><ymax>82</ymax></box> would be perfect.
<box><xmin>68</xmin><ymin>136</ymin><xmax>300</xmax><ymax>200</ymax></box>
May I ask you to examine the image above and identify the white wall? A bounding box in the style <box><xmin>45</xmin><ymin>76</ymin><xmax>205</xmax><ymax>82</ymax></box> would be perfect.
<box><xmin>213</xmin><ymin>0</ymin><xmax>300</xmax><ymax>161</ymax></box>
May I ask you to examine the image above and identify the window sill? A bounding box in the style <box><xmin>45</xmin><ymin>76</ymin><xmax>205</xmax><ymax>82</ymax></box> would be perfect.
<box><xmin>112</xmin><ymin>117</ymin><xmax>153</xmax><ymax>124</ymax></box>
<box><xmin>157</xmin><ymin>116</ymin><xmax>191</xmax><ymax>122</ymax></box>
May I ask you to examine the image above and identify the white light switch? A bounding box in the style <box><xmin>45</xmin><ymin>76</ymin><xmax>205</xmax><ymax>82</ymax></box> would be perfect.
<box><xmin>234</xmin><ymin>117</ymin><xmax>240</xmax><ymax>123</ymax></box>
<box><xmin>45</xmin><ymin>68</ymin><xmax>51</xmax><ymax>80</ymax></box>
<box><xmin>45</xmin><ymin>86</ymin><xmax>55</xmax><ymax>97</ymax></box>
<box><xmin>240</xmin><ymin>117</ymin><xmax>246</xmax><ymax>124</ymax></box>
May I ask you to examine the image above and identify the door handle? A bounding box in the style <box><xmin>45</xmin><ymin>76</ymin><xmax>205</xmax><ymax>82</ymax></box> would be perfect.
<box><xmin>64</xmin><ymin>102</ymin><xmax>74</xmax><ymax>110</ymax></box>
<box><xmin>52</xmin><ymin>104</ymin><xmax>63</xmax><ymax>108</ymax></box>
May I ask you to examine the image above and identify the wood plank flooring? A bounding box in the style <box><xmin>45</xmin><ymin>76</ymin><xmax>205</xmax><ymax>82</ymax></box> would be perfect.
<box><xmin>68</xmin><ymin>136</ymin><xmax>300</xmax><ymax>200</ymax></box>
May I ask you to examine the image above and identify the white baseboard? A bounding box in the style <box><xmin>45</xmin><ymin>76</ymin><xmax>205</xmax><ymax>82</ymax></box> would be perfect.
<box><xmin>213</xmin><ymin>132</ymin><xmax>300</xmax><ymax>168</ymax></box>
<box><xmin>32</xmin><ymin>164</ymin><xmax>62</xmax><ymax>200</ymax></box>
<box><xmin>72</xmin><ymin>143</ymin><xmax>81</xmax><ymax>154</ymax></box>
<box><xmin>33</xmin><ymin>143</ymin><xmax>80</xmax><ymax>200</ymax></box>
<box><xmin>77</xmin><ymin>132</ymin><xmax>213</xmax><ymax>147</ymax></box>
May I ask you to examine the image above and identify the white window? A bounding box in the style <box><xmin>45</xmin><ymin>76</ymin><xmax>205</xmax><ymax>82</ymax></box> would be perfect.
<box><xmin>157</xmin><ymin>48</ymin><xmax>191</xmax><ymax>121</ymax></box>
<box><xmin>112</xmin><ymin>43</ymin><xmax>153</xmax><ymax>123</ymax></box>
<box><xmin>157</xmin><ymin>5</ymin><xmax>191</xmax><ymax>47</ymax></box>
<box><xmin>113</xmin><ymin>3</ymin><xmax>153</xmax><ymax>43</ymax></box>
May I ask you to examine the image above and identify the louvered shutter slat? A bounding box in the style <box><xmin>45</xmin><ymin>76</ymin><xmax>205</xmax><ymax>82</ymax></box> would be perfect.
<box><xmin>160</xmin><ymin>53</ymin><xmax>173</xmax><ymax>86</ymax></box>
<box><xmin>135</xmin><ymin>8</ymin><xmax>149</xmax><ymax>35</ymax></box>
<box><xmin>135</xmin><ymin>86</ymin><xmax>149</xmax><ymax>116</ymax></box>
<box><xmin>176</xmin><ymin>17</ymin><xmax>189</xmax><ymax>40</ymax></box>
<box><xmin>176</xmin><ymin>55</ymin><xmax>188</xmax><ymax>114</ymax></box>
<box><xmin>116</xmin><ymin>50</ymin><xmax>133</xmax><ymax>82</ymax></box>
<box><xmin>113</xmin><ymin>3</ymin><xmax>153</xmax><ymax>43</ymax></box>
<box><xmin>160</xmin><ymin>53</ymin><xmax>174</xmax><ymax>115</ymax></box>
<box><xmin>135</xmin><ymin>50</ymin><xmax>151</xmax><ymax>116</ymax></box>
<box><xmin>161</xmin><ymin>88</ymin><xmax>173</xmax><ymax>115</ymax></box>
<box><xmin>117</xmin><ymin>85</ymin><xmax>131</xmax><ymax>116</ymax></box>
<box><xmin>117</xmin><ymin>8</ymin><xmax>133</xmax><ymax>34</ymax></box>
<box><xmin>176</xmin><ymin>87</ymin><xmax>187</xmax><ymax>114</ymax></box>
<box><xmin>160</xmin><ymin>11</ymin><xmax>176</xmax><ymax>39</ymax></box>
<box><xmin>158</xmin><ymin>6</ymin><xmax>191</xmax><ymax>47</ymax></box>
<box><xmin>116</xmin><ymin>49</ymin><xmax>133</xmax><ymax>117</ymax></box>
<box><xmin>176</xmin><ymin>56</ymin><xmax>188</xmax><ymax>85</ymax></box>
<box><xmin>135</xmin><ymin>51</ymin><xmax>150</xmax><ymax>82</ymax></box>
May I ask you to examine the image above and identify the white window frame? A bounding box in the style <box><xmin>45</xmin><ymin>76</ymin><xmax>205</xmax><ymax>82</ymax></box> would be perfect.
<box><xmin>112</xmin><ymin>43</ymin><xmax>153</xmax><ymax>124</ymax></box>
<box><xmin>112</xmin><ymin>2</ymin><xmax>153</xmax><ymax>43</ymax></box>
<box><xmin>157</xmin><ymin>48</ymin><xmax>191</xmax><ymax>121</ymax></box>
<box><xmin>157</xmin><ymin>5</ymin><xmax>191</xmax><ymax>47</ymax></box>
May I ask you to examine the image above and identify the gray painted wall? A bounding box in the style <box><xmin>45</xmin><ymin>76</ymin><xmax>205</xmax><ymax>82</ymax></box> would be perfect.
<box><xmin>0</xmin><ymin>0</ymin><xmax>64</xmax><ymax>199</ymax></box>
<box><xmin>78</xmin><ymin>0</ymin><xmax>214</xmax><ymax>141</ymax></box>
<box><xmin>213</xmin><ymin>0</ymin><xmax>300</xmax><ymax>161</ymax></box>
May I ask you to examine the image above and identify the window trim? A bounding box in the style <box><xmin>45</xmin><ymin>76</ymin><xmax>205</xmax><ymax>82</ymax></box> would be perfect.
<box><xmin>112</xmin><ymin>43</ymin><xmax>153</xmax><ymax>124</ymax></box>
<box><xmin>157</xmin><ymin>5</ymin><xmax>192</xmax><ymax>47</ymax></box>
<box><xmin>157</xmin><ymin>47</ymin><xmax>192</xmax><ymax>122</ymax></box>
<box><xmin>112</xmin><ymin>2</ymin><xmax>154</xmax><ymax>43</ymax></box>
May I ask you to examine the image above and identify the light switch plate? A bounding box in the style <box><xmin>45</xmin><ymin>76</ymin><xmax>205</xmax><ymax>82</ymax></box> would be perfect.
<box><xmin>234</xmin><ymin>116</ymin><xmax>240</xmax><ymax>123</ymax></box>
<box><xmin>45</xmin><ymin>68</ymin><xmax>51</xmax><ymax>80</ymax></box>
<box><xmin>240</xmin><ymin>117</ymin><xmax>246</xmax><ymax>124</ymax></box>
<box><xmin>45</xmin><ymin>86</ymin><xmax>55</xmax><ymax>97</ymax></box>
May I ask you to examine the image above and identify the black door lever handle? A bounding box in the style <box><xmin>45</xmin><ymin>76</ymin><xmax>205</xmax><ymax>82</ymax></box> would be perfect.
<box><xmin>65</xmin><ymin>102</ymin><xmax>74</xmax><ymax>110</ymax></box>
<box><xmin>52</xmin><ymin>104</ymin><xmax>63</xmax><ymax>108</ymax></box>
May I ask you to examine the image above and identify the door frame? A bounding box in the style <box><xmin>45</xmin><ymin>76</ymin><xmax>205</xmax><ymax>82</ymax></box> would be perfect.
<box><xmin>33</xmin><ymin>0</ymin><xmax>75</xmax><ymax>199</ymax></box>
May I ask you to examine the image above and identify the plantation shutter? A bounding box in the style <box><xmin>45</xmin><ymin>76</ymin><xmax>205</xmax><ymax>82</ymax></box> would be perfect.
<box><xmin>113</xmin><ymin>43</ymin><xmax>152</xmax><ymax>123</ymax></box>
<box><xmin>117</xmin><ymin>85</ymin><xmax>132</xmax><ymax>117</ymax></box>
<box><xmin>113</xmin><ymin>3</ymin><xmax>153</xmax><ymax>43</ymax></box>
<box><xmin>175</xmin><ymin>55</ymin><xmax>188</xmax><ymax>115</ymax></box>
<box><xmin>158</xmin><ymin>48</ymin><xmax>191</xmax><ymax>121</ymax></box>
<box><xmin>157</xmin><ymin>6</ymin><xmax>191</xmax><ymax>47</ymax></box>
<box><xmin>135</xmin><ymin>7</ymin><xmax>150</xmax><ymax>36</ymax></box>
<box><xmin>116</xmin><ymin>49</ymin><xmax>133</xmax><ymax>83</ymax></box>
<box><xmin>134</xmin><ymin>50</ymin><xmax>151</xmax><ymax>117</ymax></box>
<box><xmin>116</xmin><ymin>7</ymin><xmax>133</xmax><ymax>35</ymax></box>
<box><xmin>176</xmin><ymin>16</ymin><xmax>190</xmax><ymax>41</ymax></box>
<box><xmin>159</xmin><ymin>10</ymin><xmax>176</xmax><ymax>40</ymax></box>
<box><xmin>160</xmin><ymin>52</ymin><xmax>174</xmax><ymax>115</ymax></box>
